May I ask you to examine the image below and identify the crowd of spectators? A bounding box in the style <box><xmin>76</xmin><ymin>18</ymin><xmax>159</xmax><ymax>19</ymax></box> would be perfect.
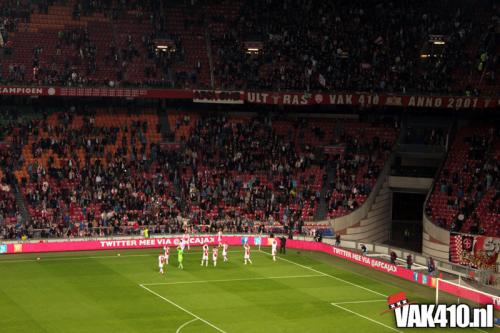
<box><xmin>426</xmin><ymin>125</ymin><xmax>500</xmax><ymax>236</ymax></box>
<box><xmin>404</xmin><ymin>126</ymin><xmax>447</xmax><ymax>146</ymax></box>
<box><xmin>0</xmin><ymin>0</ymin><xmax>497</xmax><ymax>93</ymax></box>
<box><xmin>0</xmin><ymin>0</ymin><xmax>192</xmax><ymax>88</ymax></box>
<box><xmin>0</xmin><ymin>110</ymin><xmax>398</xmax><ymax>240</ymax></box>
<box><xmin>210</xmin><ymin>0</ymin><xmax>498</xmax><ymax>94</ymax></box>
<box><xmin>323</xmin><ymin>120</ymin><xmax>397</xmax><ymax>218</ymax></box>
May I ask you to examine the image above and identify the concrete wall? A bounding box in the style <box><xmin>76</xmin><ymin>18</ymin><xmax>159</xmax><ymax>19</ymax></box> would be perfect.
<box><xmin>388</xmin><ymin>176</ymin><xmax>433</xmax><ymax>191</ymax></box>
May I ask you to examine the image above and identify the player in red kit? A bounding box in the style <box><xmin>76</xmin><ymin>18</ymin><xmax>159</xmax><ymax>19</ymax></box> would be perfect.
<box><xmin>271</xmin><ymin>238</ymin><xmax>278</xmax><ymax>262</ymax></box>
<box><xmin>244</xmin><ymin>243</ymin><xmax>252</xmax><ymax>265</ymax></box>
<box><xmin>217</xmin><ymin>229</ymin><xmax>223</xmax><ymax>247</ymax></box>
<box><xmin>163</xmin><ymin>246</ymin><xmax>170</xmax><ymax>265</ymax></box>
<box><xmin>183</xmin><ymin>232</ymin><xmax>190</xmax><ymax>250</ymax></box>
<box><xmin>158</xmin><ymin>254</ymin><xmax>166</xmax><ymax>274</ymax></box>
<box><xmin>212</xmin><ymin>247</ymin><xmax>218</xmax><ymax>267</ymax></box>
<box><xmin>222</xmin><ymin>243</ymin><xmax>229</xmax><ymax>262</ymax></box>
<box><xmin>201</xmin><ymin>243</ymin><xmax>209</xmax><ymax>267</ymax></box>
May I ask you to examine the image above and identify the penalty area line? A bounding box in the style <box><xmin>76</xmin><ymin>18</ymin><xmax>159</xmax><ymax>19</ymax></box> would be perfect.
<box><xmin>139</xmin><ymin>284</ymin><xmax>227</xmax><ymax>333</ymax></box>
<box><xmin>331</xmin><ymin>299</ymin><xmax>386</xmax><ymax>305</ymax></box>
<box><xmin>141</xmin><ymin>273</ymin><xmax>324</xmax><ymax>286</ymax></box>
<box><xmin>176</xmin><ymin>318</ymin><xmax>199</xmax><ymax>333</ymax></box>
<box><xmin>331</xmin><ymin>303</ymin><xmax>403</xmax><ymax>333</ymax></box>
<box><xmin>259</xmin><ymin>250</ymin><xmax>387</xmax><ymax>298</ymax></box>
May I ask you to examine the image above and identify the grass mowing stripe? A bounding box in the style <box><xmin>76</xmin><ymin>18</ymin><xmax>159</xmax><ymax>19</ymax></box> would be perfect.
<box><xmin>331</xmin><ymin>303</ymin><xmax>404</xmax><ymax>333</ymax></box>
<box><xmin>139</xmin><ymin>284</ymin><xmax>227</xmax><ymax>333</ymax></box>
<box><xmin>176</xmin><ymin>318</ymin><xmax>199</xmax><ymax>333</ymax></box>
<box><xmin>259</xmin><ymin>250</ymin><xmax>388</xmax><ymax>298</ymax></box>
<box><xmin>142</xmin><ymin>274</ymin><xmax>324</xmax><ymax>286</ymax></box>
<box><xmin>0</xmin><ymin>250</ymin><xmax>244</xmax><ymax>263</ymax></box>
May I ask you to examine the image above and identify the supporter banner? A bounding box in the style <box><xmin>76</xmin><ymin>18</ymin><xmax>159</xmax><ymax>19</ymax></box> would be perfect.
<box><xmin>0</xmin><ymin>86</ymin><xmax>192</xmax><ymax>99</ymax></box>
<box><xmin>245</xmin><ymin>91</ymin><xmax>500</xmax><ymax>109</ymax></box>
<box><xmin>323</xmin><ymin>145</ymin><xmax>345</xmax><ymax>155</ymax></box>
<box><xmin>449</xmin><ymin>233</ymin><xmax>499</xmax><ymax>269</ymax></box>
<box><xmin>0</xmin><ymin>85</ymin><xmax>498</xmax><ymax>109</ymax></box>
<box><xmin>192</xmin><ymin>90</ymin><xmax>244</xmax><ymax>104</ymax></box>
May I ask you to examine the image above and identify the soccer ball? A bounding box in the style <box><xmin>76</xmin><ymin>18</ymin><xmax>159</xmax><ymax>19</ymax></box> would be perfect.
<box><xmin>117</xmin><ymin>253</ymin><xmax>121</xmax><ymax>257</ymax></box>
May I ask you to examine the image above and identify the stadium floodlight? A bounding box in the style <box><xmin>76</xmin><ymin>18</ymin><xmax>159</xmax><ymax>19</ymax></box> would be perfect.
<box><xmin>244</xmin><ymin>41</ymin><xmax>263</xmax><ymax>54</ymax></box>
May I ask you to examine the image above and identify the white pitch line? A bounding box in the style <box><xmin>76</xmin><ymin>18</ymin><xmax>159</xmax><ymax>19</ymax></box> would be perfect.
<box><xmin>139</xmin><ymin>284</ymin><xmax>227</xmax><ymax>333</ymax></box>
<box><xmin>259</xmin><ymin>250</ymin><xmax>387</xmax><ymax>298</ymax></box>
<box><xmin>142</xmin><ymin>274</ymin><xmax>324</xmax><ymax>286</ymax></box>
<box><xmin>332</xmin><ymin>300</ymin><xmax>386</xmax><ymax>305</ymax></box>
<box><xmin>472</xmin><ymin>328</ymin><xmax>489</xmax><ymax>333</ymax></box>
<box><xmin>176</xmin><ymin>318</ymin><xmax>199</xmax><ymax>333</ymax></box>
<box><xmin>0</xmin><ymin>250</ymin><xmax>244</xmax><ymax>264</ymax></box>
<box><xmin>331</xmin><ymin>303</ymin><xmax>403</xmax><ymax>333</ymax></box>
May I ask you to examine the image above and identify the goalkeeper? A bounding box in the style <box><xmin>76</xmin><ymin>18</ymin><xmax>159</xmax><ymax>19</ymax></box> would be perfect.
<box><xmin>177</xmin><ymin>245</ymin><xmax>184</xmax><ymax>269</ymax></box>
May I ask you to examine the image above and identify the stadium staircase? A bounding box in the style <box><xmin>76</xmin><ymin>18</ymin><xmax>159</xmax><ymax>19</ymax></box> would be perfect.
<box><xmin>330</xmin><ymin>151</ymin><xmax>395</xmax><ymax>243</ymax></box>
<box><xmin>340</xmin><ymin>180</ymin><xmax>392</xmax><ymax>243</ymax></box>
<box><xmin>158</xmin><ymin>110</ymin><xmax>172</xmax><ymax>140</ymax></box>
<box><xmin>13</xmin><ymin>184</ymin><xmax>31</xmax><ymax>224</ymax></box>
<box><xmin>314</xmin><ymin>160</ymin><xmax>335</xmax><ymax>221</ymax></box>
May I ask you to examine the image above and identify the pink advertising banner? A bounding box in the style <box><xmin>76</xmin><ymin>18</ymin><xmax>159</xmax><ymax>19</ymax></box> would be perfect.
<box><xmin>5</xmin><ymin>235</ymin><xmax>260</xmax><ymax>253</ymax></box>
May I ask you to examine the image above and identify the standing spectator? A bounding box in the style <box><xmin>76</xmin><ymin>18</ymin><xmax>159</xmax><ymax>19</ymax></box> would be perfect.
<box><xmin>406</xmin><ymin>254</ymin><xmax>413</xmax><ymax>269</ymax></box>
<box><xmin>360</xmin><ymin>244</ymin><xmax>367</xmax><ymax>255</ymax></box>
<box><xmin>279</xmin><ymin>235</ymin><xmax>286</xmax><ymax>254</ymax></box>
<box><xmin>403</xmin><ymin>228</ymin><xmax>410</xmax><ymax>242</ymax></box>
<box><xmin>427</xmin><ymin>257</ymin><xmax>436</xmax><ymax>276</ymax></box>
<box><xmin>390</xmin><ymin>251</ymin><xmax>397</xmax><ymax>265</ymax></box>
<box><xmin>335</xmin><ymin>234</ymin><xmax>341</xmax><ymax>247</ymax></box>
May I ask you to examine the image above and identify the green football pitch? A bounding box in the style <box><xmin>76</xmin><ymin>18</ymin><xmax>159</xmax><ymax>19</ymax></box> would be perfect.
<box><xmin>0</xmin><ymin>247</ymin><xmax>497</xmax><ymax>333</ymax></box>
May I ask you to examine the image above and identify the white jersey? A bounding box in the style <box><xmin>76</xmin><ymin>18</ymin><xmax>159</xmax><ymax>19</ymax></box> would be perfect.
<box><xmin>271</xmin><ymin>240</ymin><xmax>277</xmax><ymax>254</ymax></box>
<box><xmin>222</xmin><ymin>244</ymin><xmax>228</xmax><ymax>256</ymax></box>
<box><xmin>158</xmin><ymin>255</ymin><xmax>165</xmax><ymax>267</ymax></box>
<box><xmin>244</xmin><ymin>245</ymin><xmax>251</xmax><ymax>259</ymax></box>
<box><xmin>202</xmin><ymin>245</ymin><xmax>209</xmax><ymax>259</ymax></box>
<box><xmin>217</xmin><ymin>231</ymin><xmax>222</xmax><ymax>242</ymax></box>
<box><xmin>212</xmin><ymin>248</ymin><xmax>218</xmax><ymax>260</ymax></box>
<box><xmin>164</xmin><ymin>247</ymin><xmax>170</xmax><ymax>257</ymax></box>
<box><xmin>180</xmin><ymin>239</ymin><xmax>186</xmax><ymax>250</ymax></box>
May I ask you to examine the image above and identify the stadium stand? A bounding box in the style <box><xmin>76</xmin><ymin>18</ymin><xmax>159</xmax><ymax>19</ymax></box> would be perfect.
<box><xmin>426</xmin><ymin>125</ymin><xmax>500</xmax><ymax>237</ymax></box>
<box><xmin>0</xmin><ymin>0</ymin><xmax>498</xmax><ymax>94</ymax></box>
<box><xmin>0</xmin><ymin>110</ymin><xmax>397</xmax><ymax>239</ymax></box>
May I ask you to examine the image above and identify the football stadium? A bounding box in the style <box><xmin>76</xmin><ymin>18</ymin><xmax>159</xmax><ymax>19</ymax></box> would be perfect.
<box><xmin>0</xmin><ymin>0</ymin><xmax>499</xmax><ymax>332</ymax></box>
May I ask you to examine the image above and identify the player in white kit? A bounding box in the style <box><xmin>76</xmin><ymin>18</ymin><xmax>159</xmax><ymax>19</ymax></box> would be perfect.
<box><xmin>163</xmin><ymin>246</ymin><xmax>170</xmax><ymax>265</ymax></box>
<box><xmin>217</xmin><ymin>229</ymin><xmax>223</xmax><ymax>247</ymax></box>
<box><xmin>180</xmin><ymin>238</ymin><xmax>186</xmax><ymax>251</ymax></box>
<box><xmin>212</xmin><ymin>247</ymin><xmax>218</xmax><ymax>267</ymax></box>
<box><xmin>244</xmin><ymin>243</ymin><xmax>252</xmax><ymax>265</ymax></box>
<box><xmin>222</xmin><ymin>243</ymin><xmax>229</xmax><ymax>262</ymax></box>
<box><xmin>201</xmin><ymin>244</ymin><xmax>209</xmax><ymax>266</ymax></box>
<box><xmin>158</xmin><ymin>254</ymin><xmax>166</xmax><ymax>274</ymax></box>
<box><xmin>183</xmin><ymin>231</ymin><xmax>190</xmax><ymax>250</ymax></box>
<box><xmin>271</xmin><ymin>238</ymin><xmax>278</xmax><ymax>262</ymax></box>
